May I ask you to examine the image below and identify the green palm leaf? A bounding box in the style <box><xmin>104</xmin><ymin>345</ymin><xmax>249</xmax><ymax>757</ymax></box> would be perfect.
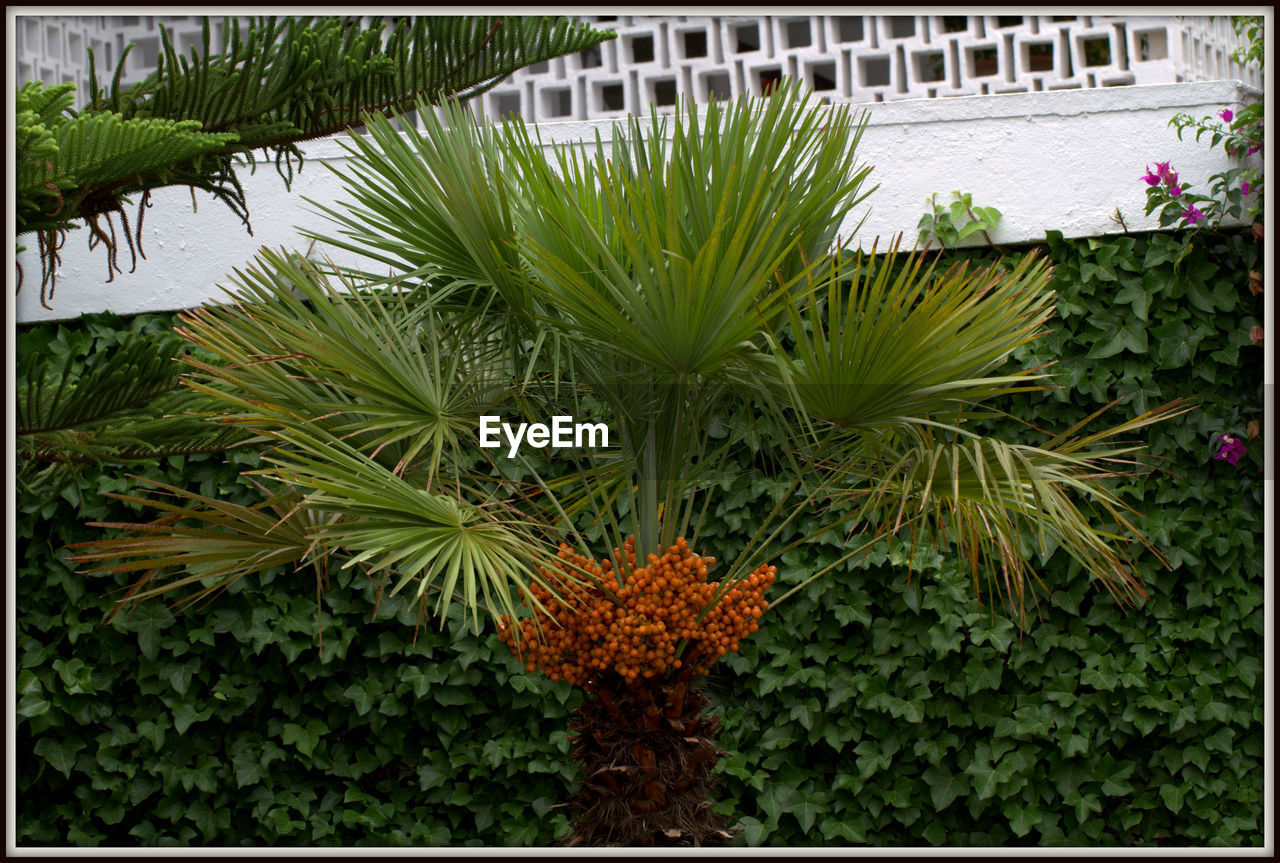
<box><xmin>68</xmin><ymin>476</ymin><xmax>330</xmax><ymax>619</ymax></box>
<box><xmin>781</xmin><ymin>243</ymin><xmax>1056</xmax><ymax>431</ymax></box>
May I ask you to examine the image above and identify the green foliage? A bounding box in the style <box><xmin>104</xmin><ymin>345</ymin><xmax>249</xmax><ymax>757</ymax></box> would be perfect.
<box><xmin>917</xmin><ymin>191</ymin><xmax>1001</xmax><ymax>249</ymax></box>
<box><xmin>15</xmin><ymin>226</ymin><xmax>1262</xmax><ymax>846</ymax></box>
<box><xmin>89</xmin><ymin>82</ymin><xmax>1175</xmax><ymax>639</ymax></box>
<box><xmin>16</xmin><ymin>312</ymin><xmax>251</xmax><ymax>501</ymax></box>
<box><xmin>16</xmin><ymin>15</ymin><xmax>615</xmax><ymax>305</ymax></box>
<box><xmin>1147</xmin><ymin>17</ymin><xmax>1264</xmax><ymax>228</ymax></box>
<box><xmin>1229</xmin><ymin>16</ymin><xmax>1264</xmax><ymax>69</ymax></box>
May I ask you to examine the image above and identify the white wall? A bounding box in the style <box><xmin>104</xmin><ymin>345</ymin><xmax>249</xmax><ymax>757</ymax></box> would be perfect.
<box><xmin>14</xmin><ymin>80</ymin><xmax>1261</xmax><ymax>323</ymax></box>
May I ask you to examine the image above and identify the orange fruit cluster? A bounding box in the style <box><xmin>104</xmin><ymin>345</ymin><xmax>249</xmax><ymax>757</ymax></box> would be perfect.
<box><xmin>497</xmin><ymin>537</ymin><xmax>776</xmax><ymax>689</ymax></box>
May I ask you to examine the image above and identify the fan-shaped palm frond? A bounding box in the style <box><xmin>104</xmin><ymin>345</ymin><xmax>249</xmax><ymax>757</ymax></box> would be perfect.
<box><xmin>780</xmin><ymin>242</ymin><xmax>1056</xmax><ymax>431</ymax></box>
<box><xmin>798</xmin><ymin>399</ymin><xmax>1195</xmax><ymax>619</ymax></box>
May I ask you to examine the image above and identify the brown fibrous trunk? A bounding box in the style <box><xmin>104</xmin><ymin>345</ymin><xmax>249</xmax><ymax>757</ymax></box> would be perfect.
<box><xmin>562</xmin><ymin>673</ymin><xmax>738</xmax><ymax>847</ymax></box>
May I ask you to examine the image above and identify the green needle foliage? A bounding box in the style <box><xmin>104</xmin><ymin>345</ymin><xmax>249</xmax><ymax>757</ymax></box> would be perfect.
<box><xmin>16</xmin><ymin>15</ymin><xmax>615</xmax><ymax>307</ymax></box>
<box><xmin>16</xmin><ymin>316</ymin><xmax>254</xmax><ymax>504</ymax></box>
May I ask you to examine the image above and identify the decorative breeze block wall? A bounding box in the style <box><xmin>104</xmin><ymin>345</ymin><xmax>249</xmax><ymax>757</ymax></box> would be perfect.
<box><xmin>474</xmin><ymin>14</ymin><xmax>1260</xmax><ymax>122</ymax></box>
<box><xmin>15</xmin><ymin>14</ymin><xmax>1261</xmax><ymax>118</ymax></box>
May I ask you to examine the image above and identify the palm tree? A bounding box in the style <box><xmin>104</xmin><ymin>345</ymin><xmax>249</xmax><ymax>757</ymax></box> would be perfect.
<box><xmin>73</xmin><ymin>81</ymin><xmax>1184</xmax><ymax>846</ymax></box>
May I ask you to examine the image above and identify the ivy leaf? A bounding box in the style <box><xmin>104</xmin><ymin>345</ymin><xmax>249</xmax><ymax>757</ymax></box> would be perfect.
<box><xmin>1113</xmin><ymin>281</ymin><xmax>1150</xmax><ymax>321</ymax></box>
<box><xmin>1005</xmin><ymin>800</ymin><xmax>1044</xmax><ymax>837</ymax></box>
<box><xmin>1159</xmin><ymin>782</ymin><xmax>1188</xmax><ymax>813</ymax></box>
<box><xmin>281</xmin><ymin>719</ymin><xmax>328</xmax><ymax>757</ymax></box>
<box><xmin>34</xmin><ymin>736</ymin><xmax>82</xmax><ymax>777</ymax></box>
<box><xmin>1087</xmin><ymin>318</ymin><xmax>1149</xmax><ymax>358</ymax></box>
<box><xmin>738</xmin><ymin>815</ymin><xmax>768</xmax><ymax>846</ymax></box>
<box><xmin>923</xmin><ymin>766</ymin><xmax>968</xmax><ymax>809</ymax></box>
<box><xmin>793</xmin><ymin>797</ymin><xmax>827</xmax><ymax>834</ymax></box>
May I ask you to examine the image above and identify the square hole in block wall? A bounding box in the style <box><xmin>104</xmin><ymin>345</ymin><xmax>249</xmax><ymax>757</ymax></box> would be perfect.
<box><xmin>809</xmin><ymin>61</ymin><xmax>837</xmax><ymax>91</ymax></box>
<box><xmin>915</xmin><ymin>51</ymin><xmax>945</xmax><ymax>82</ymax></box>
<box><xmin>177</xmin><ymin>31</ymin><xmax>203</xmax><ymax>56</ymax></box>
<box><xmin>996</xmin><ymin>16</ymin><xmax>1023</xmax><ymax>29</ymax></box>
<box><xmin>652</xmin><ymin>78</ymin><xmax>678</xmax><ymax>106</ymax></box>
<box><xmin>835</xmin><ymin>16</ymin><xmax>864</xmax><ymax>42</ymax></box>
<box><xmin>701</xmin><ymin>72</ymin><xmax>731</xmax><ymax>100</ymax></box>
<box><xmin>1026</xmin><ymin>42</ymin><xmax>1054</xmax><ymax>72</ymax></box>
<box><xmin>527</xmin><ymin>61</ymin><xmax>549</xmax><ymax>74</ymax></box>
<box><xmin>68</xmin><ymin>32</ymin><xmax>83</xmax><ymax>62</ymax></box>
<box><xmin>599</xmin><ymin>82</ymin><xmax>625</xmax><ymax>111</ymax></box>
<box><xmin>888</xmin><ymin>17</ymin><xmax>915</xmax><ymax>38</ymax></box>
<box><xmin>545</xmin><ymin>88</ymin><xmax>572</xmax><ymax>117</ymax></box>
<box><xmin>494</xmin><ymin>92</ymin><xmax>521</xmax><ymax>119</ymax></box>
<box><xmin>45</xmin><ymin>25</ymin><xmax>61</xmax><ymax>60</ymax></box>
<box><xmin>757</xmin><ymin>67</ymin><xmax>783</xmax><ymax>93</ymax></box>
<box><xmin>681</xmin><ymin>30</ymin><xmax>707</xmax><ymax>58</ymax></box>
<box><xmin>1082</xmin><ymin>36</ymin><xmax>1111</xmax><ymax>66</ymax></box>
<box><xmin>134</xmin><ymin>36</ymin><xmax>160</xmax><ymax>68</ymax></box>
<box><xmin>941</xmin><ymin>16</ymin><xmax>968</xmax><ymax>34</ymax></box>
<box><xmin>968</xmin><ymin>46</ymin><xmax>999</xmax><ymax>77</ymax></box>
<box><xmin>859</xmin><ymin>56</ymin><xmax>891</xmax><ymax>87</ymax></box>
<box><xmin>1135</xmin><ymin>29</ymin><xmax>1167</xmax><ymax>61</ymax></box>
<box><xmin>629</xmin><ymin>34</ymin><xmax>655</xmax><ymax>62</ymax></box>
<box><xmin>785</xmin><ymin>18</ymin><xmax>812</xmax><ymax>48</ymax></box>
<box><xmin>579</xmin><ymin>44</ymin><xmax>602</xmax><ymax>68</ymax></box>
<box><xmin>734</xmin><ymin>23</ymin><xmax>760</xmax><ymax>52</ymax></box>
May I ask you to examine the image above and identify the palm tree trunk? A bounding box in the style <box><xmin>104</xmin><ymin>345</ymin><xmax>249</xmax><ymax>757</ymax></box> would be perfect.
<box><xmin>563</xmin><ymin>673</ymin><xmax>738</xmax><ymax>847</ymax></box>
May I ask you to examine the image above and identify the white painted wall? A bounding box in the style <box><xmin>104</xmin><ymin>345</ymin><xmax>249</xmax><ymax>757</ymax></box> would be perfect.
<box><xmin>14</xmin><ymin>80</ymin><xmax>1261</xmax><ymax>323</ymax></box>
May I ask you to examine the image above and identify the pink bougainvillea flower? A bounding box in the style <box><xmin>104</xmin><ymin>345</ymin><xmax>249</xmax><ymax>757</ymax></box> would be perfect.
<box><xmin>1242</xmin><ymin>181</ymin><xmax>1252</xmax><ymax>195</ymax></box>
<box><xmin>1247</xmin><ymin>144</ymin><xmax>1261</xmax><ymax>155</ymax></box>
<box><xmin>1183</xmin><ymin>204</ymin><xmax>1205</xmax><ymax>223</ymax></box>
<box><xmin>1249</xmin><ymin>325</ymin><xmax>1264</xmax><ymax>345</ymax></box>
<box><xmin>1154</xmin><ymin>161</ymin><xmax>1172</xmax><ymax>180</ymax></box>
<box><xmin>1169</xmin><ymin>184</ymin><xmax>1183</xmax><ymax>197</ymax></box>
<box><xmin>1166</xmin><ymin>170</ymin><xmax>1179</xmax><ymax>187</ymax></box>
<box><xmin>1220</xmin><ymin>108</ymin><xmax>1234</xmax><ymax>122</ymax></box>
<box><xmin>1214</xmin><ymin>434</ymin><xmax>1247</xmax><ymax>465</ymax></box>
<box><xmin>1142</xmin><ymin>166</ymin><xmax>1161</xmax><ymax>186</ymax></box>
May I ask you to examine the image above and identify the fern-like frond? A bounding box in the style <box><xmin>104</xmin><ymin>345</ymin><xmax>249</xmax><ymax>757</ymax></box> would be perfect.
<box><xmin>16</xmin><ymin>326</ymin><xmax>253</xmax><ymax>464</ymax></box>
<box><xmin>18</xmin><ymin>15</ymin><xmax>615</xmax><ymax>303</ymax></box>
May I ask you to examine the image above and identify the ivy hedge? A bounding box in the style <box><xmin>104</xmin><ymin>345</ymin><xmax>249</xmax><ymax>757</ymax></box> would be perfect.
<box><xmin>15</xmin><ymin>227</ymin><xmax>1264</xmax><ymax>846</ymax></box>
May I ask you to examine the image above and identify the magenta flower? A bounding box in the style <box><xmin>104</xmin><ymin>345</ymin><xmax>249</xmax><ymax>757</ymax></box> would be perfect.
<box><xmin>1220</xmin><ymin>108</ymin><xmax>1234</xmax><ymax>122</ymax></box>
<box><xmin>1169</xmin><ymin>184</ymin><xmax>1182</xmax><ymax>197</ymax></box>
<box><xmin>1166</xmin><ymin>170</ymin><xmax>1179</xmax><ymax>187</ymax></box>
<box><xmin>1242</xmin><ymin>181</ymin><xmax>1252</xmax><ymax>195</ymax></box>
<box><xmin>1142</xmin><ymin>166</ymin><xmax>1161</xmax><ymax>186</ymax></box>
<box><xmin>1214</xmin><ymin>434</ymin><xmax>1246</xmax><ymax>465</ymax></box>
<box><xmin>1247</xmin><ymin>144</ymin><xmax>1261</xmax><ymax>155</ymax></box>
<box><xmin>1183</xmin><ymin>204</ymin><xmax>1205</xmax><ymax>223</ymax></box>
<box><xmin>1154</xmin><ymin>161</ymin><xmax>1172</xmax><ymax>181</ymax></box>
